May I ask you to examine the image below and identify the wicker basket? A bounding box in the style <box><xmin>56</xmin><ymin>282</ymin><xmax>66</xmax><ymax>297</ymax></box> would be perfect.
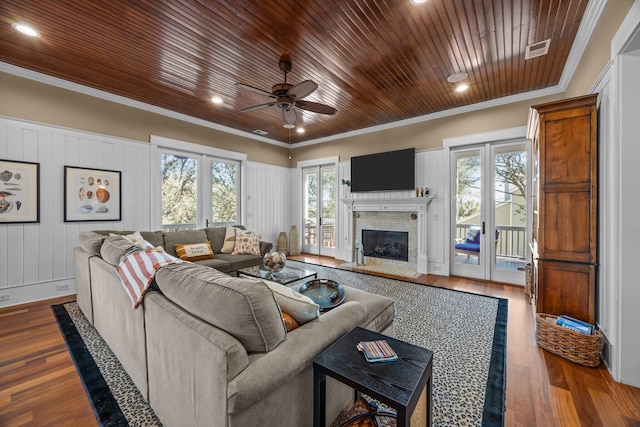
<box><xmin>535</xmin><ymin>314</ymin><xmax>602</xmax><ymax>367</ymax></box>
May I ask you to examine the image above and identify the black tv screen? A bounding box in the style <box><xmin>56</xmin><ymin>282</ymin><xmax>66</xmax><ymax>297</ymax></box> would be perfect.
<box><xmin>350</xmin><ymin>148</ymin><xmax>415</xmax><ymax>192</ymax></box>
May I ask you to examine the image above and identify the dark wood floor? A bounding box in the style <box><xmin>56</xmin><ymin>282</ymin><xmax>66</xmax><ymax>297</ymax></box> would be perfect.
<box><xmin>1</xmin><ymin>256</ymin><xmax>639</xmax><ymax>426</ymax></box>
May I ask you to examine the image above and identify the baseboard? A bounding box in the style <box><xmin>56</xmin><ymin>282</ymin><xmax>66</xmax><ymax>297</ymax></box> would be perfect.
<box><xmin>0</xmin><ymin>278</ymin><xmax>76</xmax><ymax>308</ymax></box>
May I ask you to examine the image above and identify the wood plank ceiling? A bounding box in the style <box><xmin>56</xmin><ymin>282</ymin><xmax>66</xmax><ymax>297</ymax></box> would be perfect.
<box><xmin>0</xmin><ymin>0</ymin><xmax>589</xmax><ymax>145</ymax></box>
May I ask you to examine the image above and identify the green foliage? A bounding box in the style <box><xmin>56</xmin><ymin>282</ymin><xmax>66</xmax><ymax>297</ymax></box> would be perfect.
<box><xmin>211</xmin><ymin>161</ymin><xmax>237</xmax><ymax>223</ymax></box>
<box><xmin>162</xmin><ymin>154</ymin><xmax>197</xmax><ymax>226</ymax></box>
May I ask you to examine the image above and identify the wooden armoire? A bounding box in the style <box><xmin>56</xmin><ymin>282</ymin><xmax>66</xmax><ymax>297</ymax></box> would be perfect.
<box><xmin>527</xmin><ymin>94</ymin><xmax>597</xmax><ymax>324</ymax></box>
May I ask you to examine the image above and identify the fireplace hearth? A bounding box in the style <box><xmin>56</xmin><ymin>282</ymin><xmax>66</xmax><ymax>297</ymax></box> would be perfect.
<box><xmin>362</xmin><ymin>229</ymin><xmax>409</xmax><ymax>262</ymax></box>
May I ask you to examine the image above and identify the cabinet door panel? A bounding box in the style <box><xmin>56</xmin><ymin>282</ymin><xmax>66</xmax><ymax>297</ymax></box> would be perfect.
<box><xmin>543</xmin><ymin>111</ymin><xmax>593</xmax><ymax>185</ymax></box>
<box><xmin>537</xmin><ymin>261</ymin><xmax>595</xmax><ymax>323</ymax></box>
<box><xmin>542</xmin><ymin>191</ymin><xmax>593</xmax><ymax>262</ymax></box>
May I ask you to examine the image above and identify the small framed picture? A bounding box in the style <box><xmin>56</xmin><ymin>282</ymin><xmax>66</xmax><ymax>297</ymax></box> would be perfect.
<box><xmin>0</xmin><ymin>159</ymin><xmax>40</xmax><ymax>224</ymax></box>
<box><xmin>64</xmin><ymin>166</ymin><xmax>121</xmax><ymax>222</ymax></box>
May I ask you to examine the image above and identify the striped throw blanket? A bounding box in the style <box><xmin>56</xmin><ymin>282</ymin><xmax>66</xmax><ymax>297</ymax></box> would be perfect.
<box><xmin>116</xmin><ymin>250</ymin><xmax>182</xmax><ymax>308</ymax></box>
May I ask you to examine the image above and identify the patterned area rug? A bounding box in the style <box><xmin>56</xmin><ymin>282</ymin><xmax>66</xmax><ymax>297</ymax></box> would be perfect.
<box><xmin>53</xmin><ymin>261</ymin><xmax>506</xmax><ymax>427</ymax></box>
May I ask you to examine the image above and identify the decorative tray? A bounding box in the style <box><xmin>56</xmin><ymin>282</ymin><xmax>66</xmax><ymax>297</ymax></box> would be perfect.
<box><xmin>299</xmin><ymin>279</ymin><xmax>345</xmax><ymax>311</ymax></box>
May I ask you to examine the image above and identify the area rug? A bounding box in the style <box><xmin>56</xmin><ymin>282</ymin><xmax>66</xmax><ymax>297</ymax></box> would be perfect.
<box><xmin>53</xmin><ymin>262</ymin><xmax>506</xmax><ymax>427</ymax></box>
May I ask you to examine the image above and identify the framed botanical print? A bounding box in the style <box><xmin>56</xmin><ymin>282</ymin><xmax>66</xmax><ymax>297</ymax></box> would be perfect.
<box><xmin>64</xmin><ymin>166</ymin><xmax>121</xmax><ymax>222</ymax></box>
<box><xmin>0</xmin><ymin>159</ymin><xmax>40</xmax><ymax>224</ymax></box>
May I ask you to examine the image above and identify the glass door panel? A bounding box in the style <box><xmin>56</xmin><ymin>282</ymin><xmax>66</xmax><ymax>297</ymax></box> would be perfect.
<box><xmin>303</xmin><ymin>164</ymin><xmax>336</xmax><ymax>256</ymax></box>
<box><xmin>452</xmin><ymin>148</ymin><xmax>486</xmax><ymax>279</ymax></box>
<box><xmin>491</xmin><ymin>144</ymin><xmax>527</xmax><ymax>283</ymax></box>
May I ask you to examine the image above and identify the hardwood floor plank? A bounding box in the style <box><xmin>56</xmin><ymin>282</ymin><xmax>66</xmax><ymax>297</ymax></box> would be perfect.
<box><xmin>1</xmin><ymin>258</ymin><xmax>639</xmax><ymax>426</ymax></box>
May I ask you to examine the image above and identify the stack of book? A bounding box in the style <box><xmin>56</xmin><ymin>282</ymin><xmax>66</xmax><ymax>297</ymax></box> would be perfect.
<box><xmin>553</xmin><ymin>315</ymin><xmax>595</xmax><ymax>335</ymax></box>
<box><xmin>356</xmin><ymin>340</ymin><xmax>398</xmax><ymax>363</ymax></box>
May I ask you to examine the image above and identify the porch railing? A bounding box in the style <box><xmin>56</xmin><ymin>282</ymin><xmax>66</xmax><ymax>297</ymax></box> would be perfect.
<box><xmin>456</xmin><ymin>224</ymin><xmax>527</xmax><ymax>259</ymax></box>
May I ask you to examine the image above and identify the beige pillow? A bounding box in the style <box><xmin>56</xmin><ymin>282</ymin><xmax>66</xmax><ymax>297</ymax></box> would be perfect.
<box><xmin>123</xmin><ymin>231</ymin><xmax>155</xmax><ymax>249</ymax></box>
<box><xmin>232</xmin><ymin>230</ymin><xmax>261</xmax><ymax>255</ymax></box>
<box><xmin>261</xmin><ymin>279</ymin><xmax>320</xmax><ymax>325</ymax></box>
<box><xmin>220</xmin><ymin>226</ymin><xmax>236</xmax><ymax>253</ymax></box>
<box><xmin>175</xmin><ymin>242</ymin><xmax>214</xmax><ymax>261</ymax></box>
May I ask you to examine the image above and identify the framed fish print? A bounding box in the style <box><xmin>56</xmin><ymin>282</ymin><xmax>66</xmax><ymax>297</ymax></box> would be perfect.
<box><xmin>0</xmin><ymin>159</ymin><xmax>40</xmax><ymax>224</ymax></box>
<box><xmin>64</xmin><ymin>166</ymin><xmax>121</xmax><ymax>222</ymax></box>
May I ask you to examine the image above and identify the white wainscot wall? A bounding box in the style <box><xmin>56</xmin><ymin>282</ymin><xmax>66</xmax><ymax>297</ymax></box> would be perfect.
<box><xmin>245</xmin><ymin>161</ymin><xmax>292</xmax><ymax>247</ymax></box>
<box><xmin>0</xmin><ymin>117</ymin><xmax>152</xmax><ymax>307</ymax></box>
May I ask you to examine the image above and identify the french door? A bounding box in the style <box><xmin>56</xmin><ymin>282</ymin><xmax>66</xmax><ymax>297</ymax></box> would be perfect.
<box><xmin>451</xmin><ymin>142</ymin><xmax>528</xmax><ymax>284</ymax></box>
<box><xmin>302</xmin><ymin>164</ymin><xmax>336</xmax><ymax>257</ymax></box>
<box><xmin>160</xmin><ymin>150</ymin><xmax>240</xmax><ymax>231</ymax></box>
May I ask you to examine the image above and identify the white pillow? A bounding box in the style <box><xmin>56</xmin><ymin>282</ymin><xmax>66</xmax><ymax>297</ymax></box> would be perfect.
<box><xmin>220</xmin><ymin>226</ymin><xmax>236</xmax><ymax>253</ymax></box>
<box><xmin>261</xmin><ymin>280</ymin><xmax>320</xmax><ymax>325</ymax></box>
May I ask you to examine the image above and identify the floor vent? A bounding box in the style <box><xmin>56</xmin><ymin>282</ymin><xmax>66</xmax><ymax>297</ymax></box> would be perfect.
<box><xmin>525</xmin><ymin>39</ymin><xmax>551</xmax><ymax>60</ymax></box>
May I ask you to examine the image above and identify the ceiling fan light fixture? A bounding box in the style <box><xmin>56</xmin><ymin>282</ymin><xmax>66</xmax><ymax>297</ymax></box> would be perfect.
<box><xmin>447</xmin><ymin>72</ymin><xmax>468</xmax><ymax>83</ymax></box>
<box><xmin>283</xmin><ymin>124</ymin><xmax>295</xmax><ymax>129</ymax></box>
<box><xmin>12</xmin><ymin>23</ymin><xmax>40</xmax><ymax>37</ymax></box>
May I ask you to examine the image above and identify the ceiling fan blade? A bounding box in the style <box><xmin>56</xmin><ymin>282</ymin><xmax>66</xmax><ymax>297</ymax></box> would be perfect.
<box><xmin>295</xmin><ymin>100</ymin><xmax>337</xmax><ymax>115</ymax></box>
<box><xmin>283</xmin><ymin>108</ymin><xmax>297</xmax><ymax>125</ymax></box>
<box><xmin>287</xmin><ymin>80</ymin><xmax>318</xmax><ymax>99</ymax></box>
<box><xmin>236</xmin><ymin>83</ymin><xmax>275</xmax><ymax>98</ymax></box>
<box><xmin>239</xmin><ymin>102</ymin><xmax>275</xmax><ymax>113</ymax></box>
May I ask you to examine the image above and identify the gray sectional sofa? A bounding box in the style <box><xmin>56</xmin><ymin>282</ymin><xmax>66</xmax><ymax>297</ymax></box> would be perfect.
<box><xmin>74</xmin><ymin>227</ymin><xmax>395</xmax><ymax>427</ymax></box>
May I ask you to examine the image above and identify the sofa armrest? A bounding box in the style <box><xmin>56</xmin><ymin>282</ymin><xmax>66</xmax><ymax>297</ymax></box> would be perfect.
<box><xmin>260</xmin><ymin>241</ymin><xmax>273</xmax><ymax>256</ymax></box>
<box><xmin>227</xmin><ymin>300</ymin><xmax>367</xmax><ymax>413</ymax></box>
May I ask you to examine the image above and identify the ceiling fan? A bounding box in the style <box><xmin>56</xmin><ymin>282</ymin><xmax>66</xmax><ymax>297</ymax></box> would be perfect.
<box><xmin>236</xmin><ymin>53</ymin><xmax>337</xmax><ymax>128</ymax></box>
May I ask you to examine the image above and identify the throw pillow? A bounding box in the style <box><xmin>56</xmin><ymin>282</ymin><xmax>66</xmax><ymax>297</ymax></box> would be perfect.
<box><xmin>120</xmin><ymin>231</ymin><xmax>155</xmax><ymax>250</ymax></box>
<box><xmin>261</xmin><ymin>279</ymin><xmax>320</xmax><ymax>325</ymax></box>
<box><xmin>220</xmin><ymin>226</ymin><xmax>236</xmax><ymax>253</ymax></box>
<box><xmin>465</xmin><ymin>227</ymin><xmax>480</xmax><ymax>243</ymax></box>
<box><xmin>175</xmin><ymin>242</ymin><xmax>215</xmax><ymax>261</ymax></box>
<box><xmin>232</xmin><ymin>230</ymin><xmax>261</xmax><ymax>255</ymax></box>
<box><xmin>282</xmin><ymin>312</ymin><xmax>300</xmax><ymax>332</ymax></box>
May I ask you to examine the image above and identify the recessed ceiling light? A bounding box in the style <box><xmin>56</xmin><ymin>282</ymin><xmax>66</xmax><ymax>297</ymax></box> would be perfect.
<box><xmin>12</xmin><ymin>23</ymin><xmax>40</xmax><ymax>37</ymax></box>
<box><xmin>447</xmin><ymin>72</ymin><xmax>468</xmax><ymax>83</ymax></box>
<box><xmin>410</xmin><ymin>0</ymin><xmax>428</xmax><ymax>4</ymax></box>
<box><xmin>455</xmin><ymin>83</ymin><xmax>470</xmax><ymax>93</ymax></box>
<box><xmin>296</xmin><ymin>128</ymin><xmax>305</xmax><ymax>134</ymax></box>
<box><xmin>211</xmin><ymin>96</ymin><xmax>223</xmax><ymax>104</ymax></box>
<box><xmin>283</xmin><ymin>124</ymin><xmax>295</xmax><ymax>129</ymax></box>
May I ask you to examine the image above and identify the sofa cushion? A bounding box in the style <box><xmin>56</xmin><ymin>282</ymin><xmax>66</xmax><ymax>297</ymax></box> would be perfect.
<box><xmin>78</xmin><ymin>231</ymin><xmax>107</xmax><ymax>256</ymax></box>
<box><xmin>192</xmin><ymin>257</ymin><xmax>233</xmax><ymax>273</ymax></box>
<box><xmin>232</xmin><ymin>230</ymin><xmax>261</xmax><ymax>255</ymax></box>
<box><xmin>261</xmin><ymin>280</ymin><xmax>319</xmax><ymax>325</ymax></box>
<box><xmin>214</xmin><ymin>253</ymin><xmax>264</xmax><ymax>272</ymax></box>
<box><xmin>140</xmin><ymin>231</ymin><xmax>165</xmax><ymax>248</ymax></box>
<box><xmin>175</xmin><ymin>242</ymin><xmax>215</xmax><ymax>261</ymax></box>
<box><xmin>100</xmin><ymin>235</ymin><xmax>141</xmax><ymax>266</ymax></box>
<box><xmin>123</xmin><ymin>231</ymin><xmax>155</xmax><ymax>249</ymax></box>
<box><xmin>163</xmin><ymin>229</ymin><xmax>208</xmax><ymax>257</ymax></box>
<box><xmin>155</xmin><ymin>263</ymin><xmax>286</xmax><ymax>353</ymax></box>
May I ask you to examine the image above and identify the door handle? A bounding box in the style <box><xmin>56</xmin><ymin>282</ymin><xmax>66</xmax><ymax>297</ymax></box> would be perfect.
<box><xmin>482</xmin><ymin>221</ymin><xmax>486</xmax><ymax>234</ymax></box>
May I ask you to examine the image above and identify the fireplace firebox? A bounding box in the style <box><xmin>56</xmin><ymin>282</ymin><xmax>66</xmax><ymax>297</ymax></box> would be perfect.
<box><xmin>361</xmin><ymin>229</ymin><xmax>409</xmax><ymax>262</ymax></box>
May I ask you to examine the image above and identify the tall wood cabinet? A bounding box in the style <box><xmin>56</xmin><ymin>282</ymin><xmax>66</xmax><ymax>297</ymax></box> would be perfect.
<box><xmin>527</xmin><ymin>94</ymin><xmax>597</xmax><ymax>324</ymax></box>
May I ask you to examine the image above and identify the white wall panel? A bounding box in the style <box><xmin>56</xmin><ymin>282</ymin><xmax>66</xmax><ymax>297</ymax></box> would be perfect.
<box><xmin>0</xmin><ymin>118</ymin><xmax>151</xmax><ymax>307</ymax></box>
<box><xmin>245</xmin><ymin>161</ymin><xmax>291</xmax><ymax>248</ymax></box>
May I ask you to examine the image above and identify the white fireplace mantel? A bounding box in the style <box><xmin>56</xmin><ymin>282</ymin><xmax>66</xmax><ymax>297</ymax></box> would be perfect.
<box><xmin>341</xmin><ymin>196</ymin><xmax>435</xmax><ymax>211</ymax></box>
<box><xmin>341</xmin><ymin>196</ymin><xmax>436</xmax><ymax>273</ymax></box>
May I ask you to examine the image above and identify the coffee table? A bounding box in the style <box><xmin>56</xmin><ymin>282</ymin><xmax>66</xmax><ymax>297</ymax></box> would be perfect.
<box><xmin>313</xmin><ymin>326</ymin><xmax>433</xmax><ymax>427</ymax></box>
<box><xmin>236</xmin><ymin>265</ymin><xmax>317</xmax><ymax>286</ymax></box>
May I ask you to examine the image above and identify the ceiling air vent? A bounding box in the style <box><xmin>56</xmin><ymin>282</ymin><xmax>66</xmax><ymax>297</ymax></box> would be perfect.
<box><xmin>525</xmin><ymin>39</ymin><xmax>551</xmax><ymax>60</ymax></box>
<box><xmin>252</xmin><ymin>129</ymin><xmax>269</xmax><ymax>135</ymax></box>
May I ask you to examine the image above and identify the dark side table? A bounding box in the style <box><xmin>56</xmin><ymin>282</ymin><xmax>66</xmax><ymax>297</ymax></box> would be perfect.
<box><xmin>313</xmin><ymin>326</ymin><xmax>433</xmax><ymax>427</ymax></box>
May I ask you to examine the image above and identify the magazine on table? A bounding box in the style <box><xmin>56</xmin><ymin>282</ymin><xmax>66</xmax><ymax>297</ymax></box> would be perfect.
<box><xmin>357</xmin><ymin>339</ymin><xmax>398</xmax><ymax>363</ymax></box>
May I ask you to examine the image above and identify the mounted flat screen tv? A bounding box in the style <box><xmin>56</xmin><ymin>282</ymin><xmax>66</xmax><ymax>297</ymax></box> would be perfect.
<box><xmin>350</xmin><ymin>148</ymin><xmax>415</xmax><ymax>192</ymax></box>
